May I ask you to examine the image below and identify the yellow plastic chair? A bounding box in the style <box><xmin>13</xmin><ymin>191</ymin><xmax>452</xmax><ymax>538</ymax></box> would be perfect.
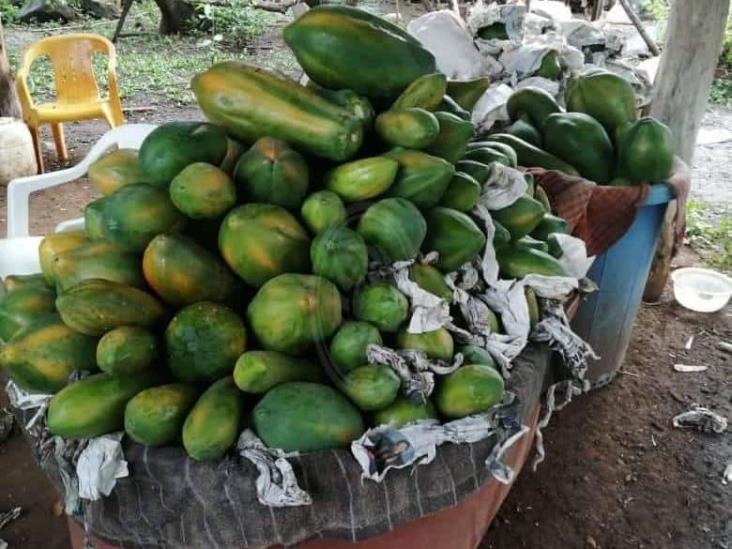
<box><xmin>15</xmin><ymin>33</ymin><xmax>125</xmax><ymax>173</ymax></box>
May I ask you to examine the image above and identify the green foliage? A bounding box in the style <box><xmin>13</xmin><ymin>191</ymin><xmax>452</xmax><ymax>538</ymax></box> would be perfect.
<box><xmin>195</xmin><ymin>0</ymin><xmax>273</xmax><ymax>46</ymax></box>
<box><xmin>0</xmin><ymin>0</ymin><xmax>18</xmax><ymax>23</ymax></box>
<box><xmin>686</xmin><ymin>200</ymin><xmax>732</xmax><ymax>272</ymax></box>
<box><xmin>709</xmin><ymin>77</ymin><xmax>732</xmax><ymax>107</ymax></box>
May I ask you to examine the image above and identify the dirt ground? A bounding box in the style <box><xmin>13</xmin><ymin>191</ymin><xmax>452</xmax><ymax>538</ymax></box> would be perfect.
<box><xmin>1</xmin><ymin>17</ymin><xmax>731</xmax><ymax>549</ymax></box>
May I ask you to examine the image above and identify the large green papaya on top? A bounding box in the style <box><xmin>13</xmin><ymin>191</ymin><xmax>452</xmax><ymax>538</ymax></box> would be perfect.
<box><xmin>193</xmin><ymin>62</ymin><xmax>363</xmax><ymax>162</ymax></box>
<box><xmin>543</xmin><ymin>112</ymin><xmax>614</xmax><ymax>184</ymax></box>
<box><xmin>283</xmin><ymin>6</ymin><xmax>436</xmax><ymax>98</ymax></box>
<box><xmin>84</xmin><ymin>183</ymin><xmax>186</xmax><ymax>253</ymax></box>
<box><xmin>219</xmin><ymin>203</ymin><xmax>310</xmax><ymax>287</ymax></box>
<box><xmin>234</xmin><ymin>137</ymin><xmax>309</xmax><ymax>211</ymax></box>
<box><xmin>422</xmin><ymin>207</ymin><xmax>486</xmax><ymax>273</ymax></box>
<box><xmin>385</xmin><ymin>148</ymin><xmax>455</xmax><ymax>208</ymax></box>
<box><xmin>614</xmin><ymin>117</ymin><xmax>674</xmax><ymax>183</ymax></box>
<box><xmin>565</xmin><ymin>70</ymin><xmax>637</xmax><ymax>137</ymax></box>
<box><xmin>138</xmin><ymin>122</ymin><xmax>229</xmax><ymax>186</ymax></box>
<box><xmin>357</xmin><ymin>198</ymin><xmax>427</xmax><ymax>263</ymax></box>
<box><xmin>247</xmin><ymin>274</ymin><xmax>342</xmax><ymax>355</ymax></box>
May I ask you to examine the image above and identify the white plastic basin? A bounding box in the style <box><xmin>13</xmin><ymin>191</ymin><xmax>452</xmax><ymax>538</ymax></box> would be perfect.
<box><xmin>671</xmin><ymin>267</ymin><xmax>732</xmax><ymax>313</ymax></box>
<box><xmin>0</xmin><ymin>237</ymin><xmax>43</xmax><ymax>280</ymax></box>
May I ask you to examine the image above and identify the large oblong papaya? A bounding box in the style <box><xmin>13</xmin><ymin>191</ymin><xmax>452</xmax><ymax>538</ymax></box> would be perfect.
<box><xmin>496</xmin><ymin>246</ymin><xmax>567</xmax><ymax>279</ymax></box>
<box><xmin>357</xmin><ymin>198</ymin><xmax>427</xmax><ymax>263</ymax></box>
<box><xmin>375</xmin><ymin>108</ymin><xmax>440</xmax><ymax>149</ymax></box>
<box><xmin>138</xmin><ymin>122</ymin><xmax>229</xmax><ymax>186</ymax></box>
<box><xmin>219</xmin><ymin>203</ymin><xmax>310</xmax><ymax>288</ymax></box>
<box><xmin>422</xmin><ymin>207</ymin><xmax>486</xmax><ymax>273</ymax></box>
<box><xmin>392</xmin><ymin>73</ymin><xmax>447</xmax><ymax>111</ymax></box>
<box><xmin>234</xmin><ymin>137</ymin><xmax>309</xmax><ymax>211</ymax></box>
<box><xmin>52</xmin><ymin>240</ymin><xmax>144</xmax><ymax>292</ymax></box>
<box><xmin>565</xmin><ymin>69</ymin><xmax>637</xmax><ymax>137</ymax></box>
<box><xmin>234</xmin><ymin>351</ymin><xmax>323</xmax><ymax>394</ymax></box>
<box><xmin>385</xmin><ymin>148</ymin><xmax>455</xmax><ymax>208</ymax></box>
<box><xmin>0</xmin><ymin>285</ymin><xmax>56</xmax><ymax>342</ymax></box>
<box><xmin>283</xmin><ymin>6</ymin><xmax>436</xmax><ymax>98</ymax></box>
<box><xmin>614</xmin><ymin>117</ymin><xmax>674</xmax><ymax>183</ymax></box>
<box><xmin>506</xmin><ymin>87</ymin><xmax>562</xmax><ymax>131</ymax></box>
<box><xmin>143</xmin><ymin>234</ymin><xmax>237</xmax><ymax>306</ymax></box>
<box><xmin>492</xmin><ymin>195</ymin><xmax>546</xmax><ymax>240</ymax></box>
<box><xmin>247</xmin><ymin>274</ymin><xmax>342</xmax><ymax>355</ymax></box>
<box><xmin>88</xmin><ymin>149</ymin><xmax>142</xmax><ymax>196</ymax></box>
<box><xmin>325</xmin><ymin>156</ymin><xmax>399</xmax><ymax>202</ymax></box>
<box><xmin>56</xmin><ymin>279</ymin><xmax>166</xmax><ymax>337</ymax></box>
<box><xmin>84</xmin><ymin>183</ymin><xmax>186</xmax><ymax>253</ymax></box>
<box><xmin>193</xmin><ymin>62</ymin><xmax>363</xmax><ymax>161</ymax></box>
<box><xmin>0</xmin><ymin>314</ymin><xmax>97</xmax><ymax>393</ymax></box>
<box><xmin>125</xmin><ymin>383</ymin><xmax>199</xmax><ymax>447</ymax></box>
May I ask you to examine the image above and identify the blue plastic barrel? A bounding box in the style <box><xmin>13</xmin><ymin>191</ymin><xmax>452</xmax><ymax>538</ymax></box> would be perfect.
<box><xmin>571</xmin><ymin>183</ymin><xmax>674</xmax><ymax>388</ymax></box>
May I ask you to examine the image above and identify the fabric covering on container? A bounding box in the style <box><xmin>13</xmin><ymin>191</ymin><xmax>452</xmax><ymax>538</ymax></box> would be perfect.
<box><xmin>13</xmin><ymin>345</ymin><xmax>550</xmax><ymax>549</ymax></box>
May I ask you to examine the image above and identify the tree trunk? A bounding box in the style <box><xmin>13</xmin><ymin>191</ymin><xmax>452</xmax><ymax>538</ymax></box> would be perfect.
<box><xmin>152</xmin><ymin>0</ymin><xmax>197</xmax><ymax>34</ymax></box>
<box><xmin>643</xmin><ymin>0</ymin><xmax>729</xmax><ymax>302</ymax></box>
<box><xmin>0</xmin><ymin>17</ymin><xmax>22</xmax><ymax>119</ymax></box>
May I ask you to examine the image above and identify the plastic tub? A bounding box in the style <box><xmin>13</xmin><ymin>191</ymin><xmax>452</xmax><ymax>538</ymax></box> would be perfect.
<box><xmin>571</xmin><ymin>183</ymin><xmax>673</xmax><ymax>388</ymax></box>
<box><xmin>671</xmin><ymin>267</ymin><xmax>732</xmax><ymax>312</ymax></box>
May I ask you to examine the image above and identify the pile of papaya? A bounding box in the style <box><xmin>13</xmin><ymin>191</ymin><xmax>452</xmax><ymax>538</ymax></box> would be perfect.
<box><xmin>1</xmin><ymin>6</ymin><xmax>579</xmax><ymax>461</ymax></box>
<box><xmin>495</xmin><ymin>70</ymin><xmax>675</xmax><ymax>185</ymax></box>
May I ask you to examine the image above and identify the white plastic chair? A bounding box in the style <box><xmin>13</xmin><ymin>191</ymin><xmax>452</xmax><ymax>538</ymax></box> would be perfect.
<box><xmin>1</xmin><ymin>123</ymin><xmax>157</xmax><ymax>280</ymax></box>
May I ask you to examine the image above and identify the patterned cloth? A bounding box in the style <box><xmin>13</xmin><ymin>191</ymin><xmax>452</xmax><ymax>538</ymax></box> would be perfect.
<box><xmin>528</xmin><ymin>159</ymin><xmax>690</xmax><ymax>257</ymax></box>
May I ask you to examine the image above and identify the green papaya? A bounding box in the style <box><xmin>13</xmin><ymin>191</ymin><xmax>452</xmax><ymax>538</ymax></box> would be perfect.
<box><xmin>253</xmin><ymin>381</ymin><xmax>364</xmax><ymax>452</ymax></box>
<box><xmin>375</xmin><ymin>108</ymin><xmax>440</xmax><ymax>149</ymax></box>
<box><xmin>532</xmin><ymin>213</ymin><xmax>570</xmax><ymax>241</ymax></box>
<box><xmin>384</xmin><ymin>148</ymin><xmax>455</xmax><ymax>208</ymax></box>
<box><xmin>193</xmin><ymin>62</ymin><xmax>363</xmax><ymax>161</ymax></box>
<box><xmin>247</xmin><ymin>274</ymin><xmax>342</xmax><ymax>355</ymax></box>
<box><xmin>311</xmin><ymin>226</ymin><xmax>368</xmax><ymax>290</ymax></box>
<box><xmin>391</xmin><ymin>73</ymin><xmax>447</xmax><ymax>111</ymax></box>
<box><xmin>546</xmin><ymin>233</ymin><xmax>564</xmax><ymax>258</ymax></box>
<box><xmin>56</xmin><ymin>279</ymin><xmax>166</xmax><ymax>336</ymax></box>
<box><xmin>283</xmin><ymin>6</ymin><xmax>436</xmax><ymax>98</ymax></box>
<box><xmin>234</xmin><ymin>137</ymin><xmax>309</xmax><ymax>210</ymax></box>
<box><xmin>84</xmin><ymin>183</ymin><xmax>186</xmax><ymax>252</ymax></box>
<box><xmin>0</xmin><ymin>285</ymin><xmax>55</xmax><ymax>342</ymax></box>
<box><xmin>477</xmin><ymin>22</ymin><xmax>508</xmax><ymax>40</ymax></box>
<box><xmin>234</xmin><ymin>351</ymin><xmax>323</xmax><ymax>393</ymax></box>
<box><xmin>143</xmin><ymin>234</ymin><xmax>237</xmax><ymax>307</ymax></box>
<box><xmin>125</xmin><ymin>383</ymin><xmax>199</xmax><ymax>446</ymax></box>
<box><xmin>506</xmin><ymin>117</ymin><xmax>543</xmax><ymax>148</ymax></box>
<box><xmin>614</xmin><ymin>117</ymin><xmax>674</xmax><ymax>183</ymax></box>
<box><xmin>170</xmin><ymin>162</ymin><xmax>236</xmax><ymax>219</ymax></box>
<box><xmin>438</xmin><ymin>95</ymin><xmax>471</xmax><ymax>121</ymax></box>
<box><xmin>0</xmin><ymin>314</ymin><xmax>97</xmax><ymax>393</ymax></box>
<box><xmin>372</xmin><ymin>397</ymin><xmax>437</xmax><ymax>427</ymax></box>
<box><xmin>454</xmin><ymin>159</ymin><xmax>491</xmax><ymax>185</ymax></box>
<box><xmin>138</xmin><ymin>122</ymin><xmax>228</xmax><ymax>186</ymax></box>
<box><xmin>534</xmin><ymin>185</ymin><xmax>552</xmax><ymax>212</ymax></box>
<box><xmin>435</xmin><ymin>364</ymin><xmax>505</xmax><ymax>418</ymax></box>
<box><xmin>491</xmin><ymin>195</ymin><xmax>545</xmax><ymax>240</ymax></box>
<box><xmin>325</xmin><ymin>156</ymin><xmax>399</xmax><ymax>202</ymax></box>
<box><xmin>496</xmin><ymin>246</ymin><xmax>567</xmax><ymax>279</ymax></box>
<box><xmin>515</xmin><ymin>235</ymin><xmax>549</xmax><ymax>254</ymax></box>
<box><xmin>48</xmin><ymin>370</ymin><xmax>164</xmax><ymax>439</ymax></box>
<box><xmin>3</xmin><ymin>273</ymin><xmax>49</xmax><ymax>293</ymax></box>
<box><xmin>493</xmin><ymin>220</ymin><xmax>512</xmax><ymax>248</ymax></box>
<box><xmin>183</xmin><ymin>377</ymin><xmax>244</xmax><ymax>461</ymax></box>
<box><xmin>425</xmin><ymin>111</ymin><xmax>474</xmax><ymax>164</ymax></box>
<box><xmin>423</xmin><ymin>207</ymin><xmax>486</xmax><ymax>273</ymax></box>
<box><xmin>543</xmin><ymin>112</ymin><xmax>614</xmax><ymax>183</ymax></box>
<box><xmin>353</xmin><ymin>283</ymin><xmax>408</xmax><ymax>333</ymax></box>
<box><xmin>38</xmin><ymin>231</ymin><xmax>88</xmax><ymax>286</ymax></box>
<box><xmin>329</xmin><ymin>321</ymin><xmax>383</xmax><ymax>374</ymax></box>
<box><xmin>525</xmin><ymin>287</ymin><xmax>540</xmax><ymax>328</ymax></box>
<box><xmin>96</xmin><ymin>326</ymin><xmax>157</xmax><ymax>376</ymax></box>
<box><xmin>535</xmin><ymin>49</ymin><xmax>561</xmax><ymax>80</ymax></box>
<box><xmin>83</xmin><ymin>200</ymin><xmax>105</xmax><ymax>240</ymax></box>
<box><xmin>396</xmin><ymin>326</ymin><xmax>454</xmax><ymax>361</ymax></box>
<box><xmin>308</xmin><ymin>84</ymin><xmax>375</xmax><ymax>125</ymax></box>
<box><xmin>219</xmin><ymin>203</ymin><xmax>310</xmax><ymax>287</ymax></box>
<box><xmin>565</xmin><ymin>69</ymin><xmax>637</xmax><ymax>137</ymax></box>
<box><xmin>446</xmin><ymin>77</ymin><xmax>490</xmax><ymax>111</ymax></box>
<box><xmin>466</xmin><ymin>141</ymin><xmax>517</xmax><ymax>167</ymax></box>
<box><xmin>300</xmin><ymin>190</ymin><xmax>347</xmax><ymax>234</ymax></box>
<box><xmin>463</xmin><ymin>147</ymin><xmax>513</xmax><ymax>167</ymax></box>
<box><xmin>505</xmin><ymin>87</ymin><xmax>561</xmax><ymax>130</ymax></box>
<box><xmin>340</xmin><ymin>364</ymin><xmax>401</xmax><ymax>411</ymax></box>
<box><xmin>88</xmin><ymin>149</ymin><xmax>142</xmax><ymax>196</ymax></box>
<box><xmin>357</xmin><ymin>198</ymin><xmax>427</xmax><ymax>263</ymax></box>
<box><xmin>219</xmin><ymin>137</ymin><xmax>247</xmax><ymax>175</ymax></box>
<box><xmin>524</xmin><ymin>173</ymin><xmax>535</xmax><ymax>197</ymax></box>
<box><xmin>166</xmin><ymin>302</ymin><xmax>246</xmax><ymax>382</ymax></box>
<box><xmin>457</xmin><ymin>345</ymin><xmax>497</xmax><ymax>368</ymax></box>
<box><xmin>52</xmin><ymin>240</ymin><xmax>144</xmax><ymax>293</ymax></box>
<box><xmin>484</xmin><ymin>134</ymin><xmax>579</xmax><ymax>175</ymax></box>
<box><xmin>410</xmin><ymin>263</ymin><xmax>452</xmax><ymax>301</ymax></box>
<box><xmin>439</xmin><ymin>172</ymin><xmax>481</xmax><ymax>212</ymax></box>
